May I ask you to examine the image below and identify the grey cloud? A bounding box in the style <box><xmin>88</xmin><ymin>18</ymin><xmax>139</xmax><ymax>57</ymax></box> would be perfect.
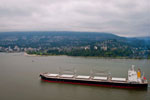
<box><xmin>0</xmin><ymin>0</ymin><xmax>149</xmax><ymax>37</ymax></box>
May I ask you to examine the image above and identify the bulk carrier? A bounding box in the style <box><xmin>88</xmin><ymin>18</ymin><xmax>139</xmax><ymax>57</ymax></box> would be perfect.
<box><xmin>40</xmin><ymin>65</ymin><xmax>148</xmax><ymax>89</ymax></box>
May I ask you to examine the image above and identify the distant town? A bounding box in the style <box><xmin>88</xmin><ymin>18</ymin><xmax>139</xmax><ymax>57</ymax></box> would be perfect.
<box><xmin>0</xmin><ymin>31</ymin><xmax>150</xmax><ymax>59</ymax></box>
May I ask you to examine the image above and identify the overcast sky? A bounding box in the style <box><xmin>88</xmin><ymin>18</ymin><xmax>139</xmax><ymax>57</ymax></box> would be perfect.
<box><xmin>0</xmin><ymin>0</ymin><xmax>149</xmax><ymax>37</ymax></box>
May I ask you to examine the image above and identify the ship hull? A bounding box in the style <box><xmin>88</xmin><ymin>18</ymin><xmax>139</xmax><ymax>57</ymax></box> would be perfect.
<box><xmin>40</xmin><ymin>75</ymin><xmax>148</xmax><ymax>89</ymax></box>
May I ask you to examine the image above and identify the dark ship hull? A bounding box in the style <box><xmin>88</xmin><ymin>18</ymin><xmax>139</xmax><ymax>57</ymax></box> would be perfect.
<box><xmin>40</xmin><ymin>74</ymin><xmax>148</xmax><ymax>89</ymax></box>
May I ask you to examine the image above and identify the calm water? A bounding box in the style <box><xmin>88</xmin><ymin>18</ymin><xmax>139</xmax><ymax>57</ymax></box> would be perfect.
<box><xmin>0</xmin><ymin>53</ymin><xmax>150</xmax><ymax>100</ymax></box>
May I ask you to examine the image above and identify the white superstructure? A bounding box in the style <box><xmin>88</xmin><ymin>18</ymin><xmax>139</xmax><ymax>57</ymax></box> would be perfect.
<box><xmin>128</xmin><ymin>65</ymin><xmax>138</xmax><ymax>82</ymax></box>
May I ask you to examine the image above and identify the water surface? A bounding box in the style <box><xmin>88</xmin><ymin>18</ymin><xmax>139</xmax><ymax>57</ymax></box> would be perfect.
<box><xmin>0</xmin><ymin>53</ymin><xmax>150</xmax><ymax>100</ymax></box>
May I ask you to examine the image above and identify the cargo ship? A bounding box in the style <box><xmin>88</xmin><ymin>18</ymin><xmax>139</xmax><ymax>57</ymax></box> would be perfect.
<box><xmin>40</xmin><ymin>65</ymin><xmax>148</xmax><ymax>89</ymax></box>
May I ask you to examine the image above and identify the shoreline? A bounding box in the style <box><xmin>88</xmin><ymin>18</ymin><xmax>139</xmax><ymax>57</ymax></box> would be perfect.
<box><xmin>25</xmin><ymin>52</ymin><xmax>150</xmax><ymax>59</ymax></box>
<box><xmin>24</xmin><ymin>52</ymin><xmax>41</xmax><ymax>57</ymax></box>
<box><xmin>0</xmin><ymin>52</ymin><xmax>149</xmax><ymax>59</ymax></box>
<box><xmin>24</xmin><ymin>52</ymin><xmax>66</xmax><ymax>57</ymax></box>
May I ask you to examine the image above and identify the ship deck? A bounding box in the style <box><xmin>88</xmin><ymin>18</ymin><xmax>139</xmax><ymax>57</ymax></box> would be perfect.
<box><xmin>40</xmin><ymin>73</ymin><xmax>148</xmax><ymax>84</ymax></box>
